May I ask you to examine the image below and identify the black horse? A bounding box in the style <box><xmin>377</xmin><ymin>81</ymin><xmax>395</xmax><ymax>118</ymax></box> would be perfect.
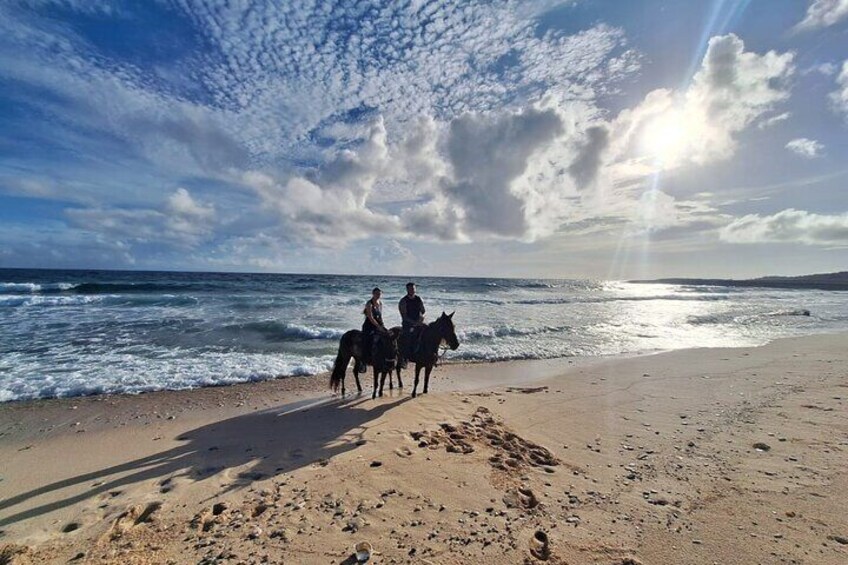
<box><xmin>398</xmin><ymin>312</ymin><xmax>460</xmax><ymax>398</ymax></box>
<box><xmin>330</xmin><ymin>327</ymin><xmax>401</xmax><ymax>398</ymax></box>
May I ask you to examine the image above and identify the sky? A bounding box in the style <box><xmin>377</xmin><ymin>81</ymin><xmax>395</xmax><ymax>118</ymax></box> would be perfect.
<box><xmin>0</xmin><ymin>0</ymin><xmax>847</xmax><ymax>279</ymax></box>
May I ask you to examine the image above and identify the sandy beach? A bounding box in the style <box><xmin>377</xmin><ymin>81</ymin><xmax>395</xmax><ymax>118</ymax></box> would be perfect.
<box><xmin>1</xmin><ymin>333</ymin><xmax>847</xmax><ymax>564</ymax></box>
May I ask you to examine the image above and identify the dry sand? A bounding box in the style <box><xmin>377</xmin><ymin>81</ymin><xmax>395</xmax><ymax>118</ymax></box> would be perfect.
<box><xmin>1</xmin><ymin>333</ymin><xmax>847</xmax><ymax>564</ymax></box>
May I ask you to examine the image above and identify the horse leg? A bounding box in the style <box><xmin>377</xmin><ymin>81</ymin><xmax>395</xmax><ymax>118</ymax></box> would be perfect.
<box><xmin>412</xmin><ymin>364</ymin><xmax>423</xmax><ymax>398</ymax></box>
<box><xmin>396</xmin><ymin>365</ymin><xmax>403</xmax><ymax>389</ymax></box>
<box><xmin>372</xmin><ymin>367</ymin><xmax>378</xmax><ymax>400</ymax></box>
<box><xmin>379</xmin><ymin>371</ymin><xmax>387</xmax><ymax>397</ymax></box>
<box><xmin>353</xmin><ymin>358</ymin><xmax>363</xmax><ymax>393</ymax></box>
<box><xmin>423</xmin><ymin>364</ymin><xmax>433</xmax><ymax>394</ymax></box>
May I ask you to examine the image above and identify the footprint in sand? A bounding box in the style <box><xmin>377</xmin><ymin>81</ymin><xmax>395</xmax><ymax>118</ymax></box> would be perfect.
<box><xmin>61</xmin><ymin>522</ymin><xmax>80</xmax><ymax>534</ymax></box>
<box><xmin>134</xmin><ymin>501</ymin><xmax>162</xmax><ymax>524</ymax></box>
<box><xmin>503</xmin><ymin>487</ymin><xmax>539</xmax><ymax>510</ymax></box>
<box><xmin>395</xmin><ymin>446</ymin><xmax>413</xmax><ymax>458</ymax></box>
<box><xmin>107</xmin><ymin>501</ymin><xmax>162</xmax><ymax>540</ymax></box>
<box><xmin>529</xmin><ymin>530</ymin><xmax>551</xmax><ymax>561</ymax></box>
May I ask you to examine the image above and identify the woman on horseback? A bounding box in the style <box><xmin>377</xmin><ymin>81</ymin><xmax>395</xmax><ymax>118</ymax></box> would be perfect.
<box><xmin>359</xmin><ymin>287</ymin><xmax>387</xmax><ymax>369</ymax></box>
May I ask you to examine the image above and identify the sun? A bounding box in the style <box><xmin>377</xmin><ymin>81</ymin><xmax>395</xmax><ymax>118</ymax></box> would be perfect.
<box><xmin>641</xmin><ymin>110</ymin><xmax>689</xmax><ymax>166</ymax></box>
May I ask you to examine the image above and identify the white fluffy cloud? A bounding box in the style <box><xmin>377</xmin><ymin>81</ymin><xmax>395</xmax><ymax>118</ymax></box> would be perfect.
<box><xmin>793</xmin><ymin>0</ymin><xmax>848</xmax><ymax>32</ymax></box>
<box><xmin>832</xmin><ymin>61</ymin><xmax>848</xmax><ymax>118</ymax></box>
<box><xmin>720</xmin><ymin>209</ymin><xmax>848</xmax><ymax>245</ymax></box>
<box><xmin>610</xmin><ymin>35</ymin><xmax>794</xmax><ymax>171</ymax></box>
<box><xmin>440</xmin><ymin>107</ymin><xmax>565</xmax><ymax>238</ymax></box>
<box><xmin>785</xmin><ymin>138</ymin><xmax>825</xmax><ymax>158</ymax></box>
<box><xmin>243</xmin><ymin>118</ymin><xmax>401</xmax><ymax>247</ymax></box>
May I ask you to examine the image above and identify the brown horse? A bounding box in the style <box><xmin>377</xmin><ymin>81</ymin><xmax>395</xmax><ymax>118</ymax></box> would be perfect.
<box><xmin>330</xmin><ymin>327</ymin><xmax>401</xmax><ymax>397</ymax></box>
<box><xmin>398</xmin><ymin>312</ymin><xmax>460</xmax><ymax>398</ymax></box>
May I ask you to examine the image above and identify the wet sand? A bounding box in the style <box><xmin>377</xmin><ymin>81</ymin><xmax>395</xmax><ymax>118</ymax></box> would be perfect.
<box><xmin>1</xmin><ymin>333</ymin><xmax>847</xmax><ymax>564</ymax></box>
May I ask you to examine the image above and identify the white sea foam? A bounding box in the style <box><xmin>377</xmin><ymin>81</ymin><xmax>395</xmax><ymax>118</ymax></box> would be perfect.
<box><xmin>0</xmin><ymin>350</ymin><xmax>336</xmax><ymax>401</ymax></box>
<box><xmin>0</xmin><ymin>282</ymin><xmax>77</xmax><ymax>293</ymax></box>
<box><xmin>2</xmin><ymin>273</ymin><xmax>847</xmax><ymax>402</ymax></box>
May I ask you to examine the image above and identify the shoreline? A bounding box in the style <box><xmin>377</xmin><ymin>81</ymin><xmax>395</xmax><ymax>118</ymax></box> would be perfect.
<box><xmin>2</xmin><ymin>332</ymin><xmax>847</xmax><ymax>563</ymax></box>
<box><xmin>0</xmin><ymin>328</ymin><xmax>813</xmax><ymax>408</ymax></box>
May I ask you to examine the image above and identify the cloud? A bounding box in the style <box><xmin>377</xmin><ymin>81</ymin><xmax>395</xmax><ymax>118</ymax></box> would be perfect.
<box><xmin>441</xmin><ymin>107</ymin><xmax>565</xmax><ymax>238</ymax></box>
<box><xmin>252</xmin><ymin>35</ymin><xmax>793</xmax><ymax>247</ymax></box>
<box><xmin>757</xmin><ymin>112</ymin><xmax>791</xmax><ymax>129</ymax></box>
<box><xmin>802</xmin><ymin>62</ymin><xmax>838</xmax><ymax>76</ymax></box>
<box><xmin>610</xmin><ymin>35</ymin><xmax>794</xmax><ymax>170</ymax></box>
<box><xmin>166</xmin><ymin>188</ymin><xmax>215</xmax><ymax>220</ymax></box>
<box><xmin>0</xmin><ymin>2</ymin><xmax>823</xmax><ymax>272</ymax></box>
<box><xmin>368</xmin><ymin>239</ymin><xmax>420</xmax><ymax>274</ymax></box>
<box><xmin>66</xmin><ymin>188</ymin><xmax>216</xmax><ymax>247</ymax></box>
<box><xmin>720</xmin><ymin>209</ymin><xmax>848</xmax><ymax>245</ymax></box>
<box><xmin>785</xmin><ymin>138</ymin><xmax>825</xmax><ymax>158</ymax></box>
<box><xmin>568</xmin><ymin>126</ymin><xmax>610</xmax><ymax>189</ymax></box>
<box><xmin>832</xmin><ymin>61</ymin><xmax>848</xmax><ymax>118</ymax></box>
<box><xmin>0</xmin><ymin>0</ymin><xmax>641</xmax><ymax>254</ymax></box>
<box><xmin>243</xmin><ymin>118</ymin><xmax>401</xmax><ymax>247</ymax></box>
<box><xmin>793</xmin><ymin>0</ymin><xmax>848</xmax><ymax>32</ymax></box>
<box><xmin>0</xmin><ymin>175</ymin><xmax>57</xmax><ymax>198</ymax></box>
<box><xmin>400</xmin><ymin>195</ymin><xmax>467</xmax><ymax>243</ymax></box>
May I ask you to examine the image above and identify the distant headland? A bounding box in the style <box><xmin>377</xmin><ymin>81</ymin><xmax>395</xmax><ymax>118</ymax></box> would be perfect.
<box><xmin>630</xmin><ymin>271</ymin><xmax>848</xmax><ymax>291</ymax></box>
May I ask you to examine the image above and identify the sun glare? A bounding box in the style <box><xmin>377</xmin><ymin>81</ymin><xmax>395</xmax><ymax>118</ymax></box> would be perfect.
<box><xmin>642</xmin><ymin>110</ymin><xmax>688</xmax><ymax>166</ymax></box>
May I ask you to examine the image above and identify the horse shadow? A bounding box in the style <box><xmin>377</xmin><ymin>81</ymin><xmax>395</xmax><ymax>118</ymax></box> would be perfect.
<box><xmin>0</xmin><ymin>394</ymin><xmax>409</xmax><ymax>528</ymax></box>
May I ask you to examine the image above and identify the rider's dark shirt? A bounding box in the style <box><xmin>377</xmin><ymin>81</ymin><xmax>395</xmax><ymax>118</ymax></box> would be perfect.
<box><xmin>399</xmin><ymin>295</ymin><xmax>424</xmax><ymax>326</ymax></box>
<box><xmin>362</xmin><ymin>299</ymin><xmax>383</xmax><ymax>335</ymax></box>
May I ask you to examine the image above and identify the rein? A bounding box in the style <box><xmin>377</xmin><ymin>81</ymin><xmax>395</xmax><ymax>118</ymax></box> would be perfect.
<box><xmin>437</xmin><ymin>341</ymin><xmax>451</xmax><ymax>361</ymax></box>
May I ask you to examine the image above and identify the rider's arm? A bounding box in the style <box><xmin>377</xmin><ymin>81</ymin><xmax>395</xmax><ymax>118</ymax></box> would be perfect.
<box><xmin>399</xmin><ymin>297</ymin><xmax>411</xmax><ymax>325</ymax></box>
<box><xmin>418</xmin><ymin>298</ymin><xmax>425</xmax><ymax>322</ymax></box>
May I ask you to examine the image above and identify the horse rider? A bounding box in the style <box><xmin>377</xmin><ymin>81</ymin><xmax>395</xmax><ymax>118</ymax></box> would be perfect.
<box><xmin>361</xmin><ymin>286</ymin><xmax>387</xmax><ymax>369</ymax></box>
<box><xmin>398</xmin><ymin>281</ymin><xmax>425</xmax><ymax>365</ymax></box>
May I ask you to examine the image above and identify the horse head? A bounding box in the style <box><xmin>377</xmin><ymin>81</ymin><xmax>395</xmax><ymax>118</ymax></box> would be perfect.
<box><xmin>438</xmin><ymin>311</ymin><xmax>460</xmax><ymax>351</ymax></box>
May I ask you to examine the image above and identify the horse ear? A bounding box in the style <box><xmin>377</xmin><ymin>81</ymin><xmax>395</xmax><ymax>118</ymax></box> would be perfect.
<box><xmin>448</xmin><ymin>311</ymin><xmax>455</xmax><ymax>319</ymax></box>
<box><xmin>441</xmin><ymin>311</ymin><xmax>447</xmax><ymax>318</ymax></box>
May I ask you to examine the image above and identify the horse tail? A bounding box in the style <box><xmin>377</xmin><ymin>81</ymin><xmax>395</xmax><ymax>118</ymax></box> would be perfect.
<box><xmin>330</xmin><ymin>330</ymin><xmax>355</xmax><ymax>392</ymax></box>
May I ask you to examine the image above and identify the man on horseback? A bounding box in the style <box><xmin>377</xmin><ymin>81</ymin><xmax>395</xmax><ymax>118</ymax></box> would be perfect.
<box><xmin>398</xmin><ymin>281</ymin><xmax>425</xmax><ymax>366</ymax></box>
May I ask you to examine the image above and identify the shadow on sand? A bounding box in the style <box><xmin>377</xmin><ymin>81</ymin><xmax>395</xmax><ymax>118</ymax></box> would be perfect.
<box><xmin>0</xmin><ymin>393</ymin><xmax>409</xmax><ymax>528</ymax></box>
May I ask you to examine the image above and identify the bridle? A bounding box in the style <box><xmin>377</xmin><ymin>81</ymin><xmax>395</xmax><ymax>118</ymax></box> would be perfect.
<box><xmin>434</xmin><ymin>318</ymin><xmax>457</xmax><ymax>361</ymax></box>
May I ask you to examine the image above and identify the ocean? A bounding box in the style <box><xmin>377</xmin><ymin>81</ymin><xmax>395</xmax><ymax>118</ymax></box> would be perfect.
<box><xmin>1</xmin><ymin>268</ymin><xmax>846</xmax><ymax>402</ymax></box>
